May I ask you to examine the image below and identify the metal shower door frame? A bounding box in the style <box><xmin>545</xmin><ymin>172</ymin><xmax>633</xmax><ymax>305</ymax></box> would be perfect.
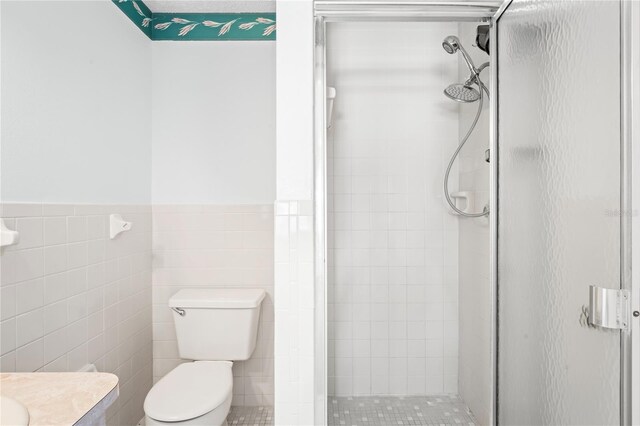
<box><xmin>313</xmin><ymin>3</ymin><xmax>500</xmax><ymax>425</ymax></box>
<box><xmin>623</xmin><ymin>1</ymin><xmax>640</xmax><ymax>424</ymax></box>
<box><xmin>490</xmin><ymin>1</ymin><xmax>639</xmax><ymax>424</ymax></box>
<box><xmin>313</xmin><ymin>0</ymin><xmax>639</xmax><ymax>424</ymax></box>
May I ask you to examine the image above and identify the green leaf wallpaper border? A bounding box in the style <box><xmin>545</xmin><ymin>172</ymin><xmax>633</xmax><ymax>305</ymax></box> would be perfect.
<box><xmin>113</xmin><ymin>0</ymin><xmax>153</xmax><ymax>38</ymax></box>
<box><xmin>112</xmin><ymin>0</ymin><xmax>276</xmax><ymax>41</ymax></box>
<box><xmin>152</xmin><ymin>13</ymin><xmax>276</xmax><ymax>40</ymax></box>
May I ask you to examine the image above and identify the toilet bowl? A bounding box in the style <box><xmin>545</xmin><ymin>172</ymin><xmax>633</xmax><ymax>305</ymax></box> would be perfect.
<box><xmin>143</xmin><ymin>288</ymin><xmax>265</xmax><ymax>426</ymax></box>
<box><xmin>144</xmin><ymin>361</ymin><xmax>233</xmax><ymax>426</ymax></box>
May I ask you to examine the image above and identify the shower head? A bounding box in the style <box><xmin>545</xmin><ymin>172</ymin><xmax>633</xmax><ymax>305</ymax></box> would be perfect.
<box><xmin>444</xmin><ymin>83</ymin><xmax>480</xmax><ymax>103</ymax></box>
<box><xmin>442</xmin><ymin>36</ymin><xmax>460</xmax><ymax>54</ymax></box>
<box><xmin>442</xmin><ymin>34</ymin><xmax>478</xmax><ymax>75</ymax></box>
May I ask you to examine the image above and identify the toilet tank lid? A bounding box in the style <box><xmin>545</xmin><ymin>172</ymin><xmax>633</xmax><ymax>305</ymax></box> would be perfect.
<box><xmin>169</xmin><ymin>288</ymin><xmax>266</xmax><ymax>309</ymax></box>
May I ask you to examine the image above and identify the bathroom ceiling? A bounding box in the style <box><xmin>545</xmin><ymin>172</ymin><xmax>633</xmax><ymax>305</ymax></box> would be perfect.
<box><xmin>143</xmin><ymin>1</ymin><xmax>276</xmax><ymax>13</ymax></box>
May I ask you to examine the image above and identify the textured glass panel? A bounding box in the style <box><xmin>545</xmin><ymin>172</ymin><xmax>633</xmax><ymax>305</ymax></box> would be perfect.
<box><xmin>497</xmin><ymin>1</ymin><xmax>621</xmax><ymax>425</ymax></box>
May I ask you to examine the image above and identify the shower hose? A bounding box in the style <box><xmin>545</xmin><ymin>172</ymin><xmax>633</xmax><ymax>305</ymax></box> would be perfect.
<box><xmin>443</xmin><ymin>80</ymin><xmax>490</xmax><ymax>218</ymax></box>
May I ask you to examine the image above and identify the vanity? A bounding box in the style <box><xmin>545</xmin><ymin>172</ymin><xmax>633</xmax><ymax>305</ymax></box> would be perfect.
<box><xmin>0</xmin><ymin>373</ymin><xmax>118</xmax><ymax>426</ymax></box>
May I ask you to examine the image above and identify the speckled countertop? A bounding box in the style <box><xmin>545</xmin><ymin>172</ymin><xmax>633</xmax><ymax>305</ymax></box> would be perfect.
<box><xmin>0</xmin><ymin>373</ymin><xmax>119</xmax><ymax>426</ymax></box>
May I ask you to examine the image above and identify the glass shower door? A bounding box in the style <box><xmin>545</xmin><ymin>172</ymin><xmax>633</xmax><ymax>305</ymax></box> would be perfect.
<box><xmin>497</xmin><ymin>0</ymin><xmax>623</xmax><ymax>424</ymax></box>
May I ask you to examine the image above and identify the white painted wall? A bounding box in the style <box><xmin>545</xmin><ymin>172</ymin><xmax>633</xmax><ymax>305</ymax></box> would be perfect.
<box><xmin>0</xmin><ymin>0</ymin><xmax>151</xmax><ymax>204</ymax></box>
<box><xmin>275</xmin><ymin>0</ymin><xmax>314</xmax><ymax>201</ymax></box>
<box><xmin>457</xmin><ymin>22</ymin><xmax>491</xmax><ymax>426</ymax></box>
<box><xmin>151</xmin><ymin>42</ymin><xmax>276</xmax><ymax>204</ymax></box>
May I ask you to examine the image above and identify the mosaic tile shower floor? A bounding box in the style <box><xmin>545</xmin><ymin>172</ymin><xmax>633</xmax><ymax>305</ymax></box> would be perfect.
<box><xmin>222</xmin><ymin>396</ymin><xmax>475</xmax><ymax>426</ymax></box>
<box><xmin>328</xmin><ymin>395</ymin><xmax>477</xmax><ymax>426</ymax></box>
<box><xmin>227</xmin><ymin>406</ymin><xmax>273</xmax><ymax>426</ymax></box>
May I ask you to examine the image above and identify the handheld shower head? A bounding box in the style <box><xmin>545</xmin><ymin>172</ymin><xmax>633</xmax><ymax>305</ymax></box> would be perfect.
<box><xmin>442</xmin><ymin>35</ymin><xmax>477</xmax><ymax>75</ymax></box>
<box><xmin>442</xmin><ymin>36</ymin><xmax>460</xmax><ymax>54</ymax></box>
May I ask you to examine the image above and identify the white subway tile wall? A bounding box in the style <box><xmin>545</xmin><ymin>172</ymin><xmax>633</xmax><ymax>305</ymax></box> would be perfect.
<box><xmin>0</xmin><ymin>203</ymin><xmax>153</xmax><ymax>426</ymax></box>
<box><xmin>273</xmin><ymin>200</ymin><xmax>315</xmax><ymax>426</ymax></box>
<box><xmin>326</xmin><ymin>21</ymin><xmax>461</xmax><ymax>397</ymax></box>
<box><xmin>151</xmin><ymin>205</ymin><xmax>274</xmax><ymax>406</ymax></box>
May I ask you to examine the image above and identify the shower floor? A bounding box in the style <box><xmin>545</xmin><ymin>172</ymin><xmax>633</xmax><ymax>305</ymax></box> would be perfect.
<box><xmin>328</xmin><ymin>395</ymin><xmax>477</xmax><ymax>426</ymax></box>
<box><xmin>226</xmin><ymin>406</ymin><xmax>273</xmax><ymax>425</ymax></box>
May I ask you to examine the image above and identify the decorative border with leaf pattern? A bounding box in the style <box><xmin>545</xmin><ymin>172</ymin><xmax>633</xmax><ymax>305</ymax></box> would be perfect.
<box><xmin>112</xmin><ymin>0</ymin><xmax>276</xmax><ymax>41</ymax></box>
<box><xmin>113</xmin><ymin>0</ymin><xmax>153</xmax><ymax>38</ymax></box>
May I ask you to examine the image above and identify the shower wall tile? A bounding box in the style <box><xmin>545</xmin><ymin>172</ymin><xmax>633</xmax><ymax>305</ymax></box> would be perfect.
<box><xmin>456</xmin><ymin>22</ymin><xmax>492</xmax><ymax>426</ymax></box>
<box><xmin>326</xmin><ymin>21</ymin><xmax>460</xmax><ymax>397</ymax></box>
<box><xmin>273</xmin><ymin>200</ymin><xmax>315</xmax><ymax>426</ymax></box>
<box><xmin>151</xmin><ymin>204</ymin><xmax>274</xmax><ymax>407</ymax></box>
<box><xmin>0</xmin><ymin>203</ymin><xmax>152</xmax><ymax>426</ymax></box>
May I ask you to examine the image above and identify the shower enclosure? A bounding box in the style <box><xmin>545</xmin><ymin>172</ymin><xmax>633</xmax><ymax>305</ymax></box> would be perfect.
<box><xmin>313</xmin><ymin>1</ymin><xmax>639</xmax><ymax>425</ymax></box>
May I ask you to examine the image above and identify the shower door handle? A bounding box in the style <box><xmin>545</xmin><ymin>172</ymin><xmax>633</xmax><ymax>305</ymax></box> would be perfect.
<box><xmin>587</xmin><ymin>285</ymin><xmax>629</xmax><ymax>330</ymax></box>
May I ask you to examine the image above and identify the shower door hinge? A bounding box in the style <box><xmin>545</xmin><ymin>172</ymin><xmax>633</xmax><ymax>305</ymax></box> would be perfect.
<box><xmin>588</xmin><ymin>285</ymin><xmax>630</xmax><ymax>330</ymax></box>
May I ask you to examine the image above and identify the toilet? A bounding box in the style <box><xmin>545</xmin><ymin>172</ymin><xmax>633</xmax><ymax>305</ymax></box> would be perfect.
<box><xmin>144</xmin><ymin>288</ymin><xmax>266</xmax><ymax>426</ymax></box>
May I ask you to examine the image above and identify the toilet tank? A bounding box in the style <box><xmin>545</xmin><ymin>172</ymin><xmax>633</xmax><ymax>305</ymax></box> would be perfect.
<box><xmin>169</xmin><ymin>289</ymin><xmax>266</xmax><ymax>361</ymax></box>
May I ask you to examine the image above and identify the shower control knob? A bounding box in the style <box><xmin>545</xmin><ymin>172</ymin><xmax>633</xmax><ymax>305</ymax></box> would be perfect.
<box><xmin>633</xmin><ymin>311</ymin><xmax>639</xmax><ymax>318</ymax></box>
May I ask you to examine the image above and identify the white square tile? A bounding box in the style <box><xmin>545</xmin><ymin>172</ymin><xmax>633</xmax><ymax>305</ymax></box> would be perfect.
<box><xmin>67</xmin><ymin>268</ymin><xmax>87</xmax><ymax>296</ymax></box>
<box><xmin>68</xmin><ymin>293</ymin><xmax>88</xmax><ymax>323</ymax></box>
<box><xmin>16</xmin><ymin>308</ymin><xmax>44</xmax><ymax>347</ymax></box>
<box><xmin>15</xmin><ymin>218</ymin><xmax>44</xmax><ymax>249</ymax></box>
<box><xmin>44</xmin><ymin>245</ymin><xmax>67</xmax><ymax>275</ymax></box>
<box><xmin>0</xmin><ymin>286</ymin><xmax>16</xmax><ymax>321</ymax></box>
<box><xmin>408</xmin><ymin>375</ymin><xmax>426</xmax><ymax>394</ymax></box>
<box><xmin>371</xmin><ymin>375</ymin><xmax>389</xmax><ymax>394</ymax></box>
<box><xmin>87</xmin><ymin>216</ymin><xmax>106</xmax><ymax>240</ymax></box>
<box><xmin>67</xmin><ymin>342</ymin><xmax>87</xmax><ymax>371</ymax></box>
<box><xmin>67</xmin><ymin>242</ymin><xmax>88</xmax><ymax>270</ymax></box>
<box><xmin>44</xmin><ymin>327</ymin><xmax>69</xmax><ymax>364</ymax></box>
<box><xmin>42</xmin><ymin>354</ymin><xmax>68</xmax><ymax>372</ymax></box>
<box><xmin>1</xmin><ymin>319</ymin><xmax>17</xmax><ymax>355</ymax></box>
<box><xmin>0</xmin><ymin>352</ymin><xmax>16</xmax><ymax>372</ymax></box>
<box><xmin>15</xmin><ymin>278</ymin><xmax>44</xmax><ymax>315</ymax></box>
<box><xmin>44</xmin><ymin>272</ymin><xmax>68</xmax><ymax>304</ymax></box>
<box><xmin>15</xmin><ymin>338</ymin><xmax>43</xmax><ymax>372</ymax></box>
<box><xmin>43</xmin><ymin>219</ymin><xmax>67</xmax><ymax>247</ymax></box>
<box><xmin>1</xmin><ymin>248</ymin><xmax>44</xmax><ymax>285</ymax></box>
<box><xmin>44</xmin><ymin>300</ymin><xmax>68</xmax><ymax>334</ymax></box>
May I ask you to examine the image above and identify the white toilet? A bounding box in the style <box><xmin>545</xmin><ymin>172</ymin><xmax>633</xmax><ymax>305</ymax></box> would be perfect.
<box><xmin>144</xmin><ymin>288</ymin><xmax>266</xmax><ymax>426</ymax></box>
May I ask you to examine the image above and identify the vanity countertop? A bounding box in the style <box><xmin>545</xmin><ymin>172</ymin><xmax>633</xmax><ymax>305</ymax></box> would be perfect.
<box><xmin>0</xmin><ymin>372</ymin><xmax>119</xmax><ymax>426</ymax></box>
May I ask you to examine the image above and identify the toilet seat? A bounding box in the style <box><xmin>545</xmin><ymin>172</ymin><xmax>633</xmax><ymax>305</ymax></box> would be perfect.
<box><xmin>144</xmin><ymin>361</ymin><xmax>233</xmax><ymax>423</ymax></box>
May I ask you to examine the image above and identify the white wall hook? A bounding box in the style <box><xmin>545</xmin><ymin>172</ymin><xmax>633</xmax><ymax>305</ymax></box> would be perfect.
<box><xmin>109</xmin><ymin>214</ymin><xmax>132</xmax><ymax>239</ymax></box>
<box><xmin>0</xmin><ymin>218</ymin><xmax>19</xmax><ymax>248</ymax></box>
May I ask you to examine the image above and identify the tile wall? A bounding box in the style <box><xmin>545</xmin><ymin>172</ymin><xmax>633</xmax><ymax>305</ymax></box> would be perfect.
<box><xmin>326</xmin><ymin>21</ymin><xmax>461</xmax><ymax>397</ymax></box>
<box><xmin>457</xmin><ymin>23</ymin><xmax>492</xmax><ymax>425</ymax></box>
<box><xmin>0</xmin><ymin>203</ymin><xmax>153</xmax><ymax>426</ymax></box>
<box><xmin>273</xmin><ymin>200</ymin><xmax>315</xmax><ymax>426</ymax></box>
<box><xmin>151</xmin><ymin>205</ymin><xmax>274</xmax><ymax>406</ymax></box>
